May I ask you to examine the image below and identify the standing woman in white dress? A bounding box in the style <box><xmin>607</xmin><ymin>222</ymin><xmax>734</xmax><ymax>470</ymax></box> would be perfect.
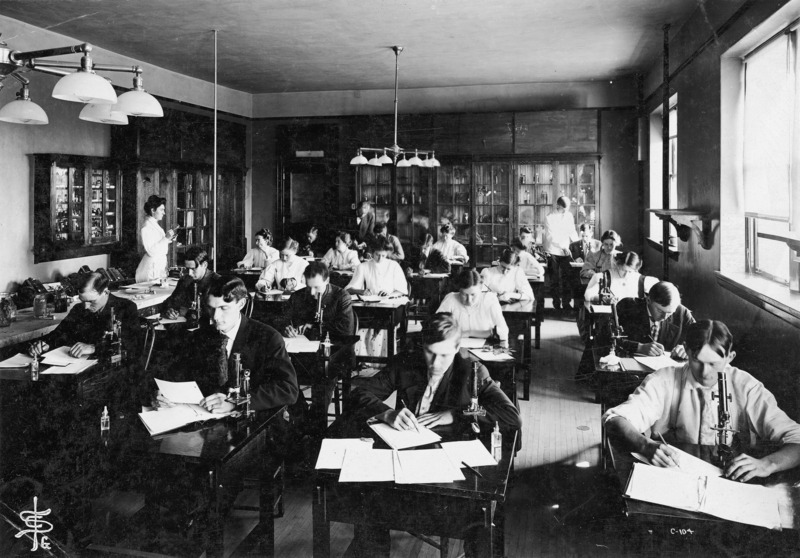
<box><xmin>135</xmin><ymin>195</ymin><xmax>175</xmax><ymax>283</ymax></box>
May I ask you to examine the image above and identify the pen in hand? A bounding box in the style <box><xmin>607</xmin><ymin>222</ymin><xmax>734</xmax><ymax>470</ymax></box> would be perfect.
<box><xmin>656</xmin><ymin>432</ymin><xmax>679</xmax><ymax>468</ymax></box>
<box><xmin>400</xmin><ymin>399</ymin><xmax>420</xmax><ymax>432</ymax></box>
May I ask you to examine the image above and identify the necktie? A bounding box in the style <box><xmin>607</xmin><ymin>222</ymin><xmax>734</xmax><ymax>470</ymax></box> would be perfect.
<box><xmin>699</xmin><ymin>388</ymin><xmax>717</xmax><ymax>445</ymax></box>
<box><xmin>650</xmin><ymin>321</ymin><xmax>659</xmax><ymax>342</ymax></box>
<box><xmin>216</xmin><ymin>333</ymin><xmax>229</xmax><ymax>387</ymax></box>
<box><xmin>417</xmin><ymin>382</ymin><xmax>436</xmax><ymax>415</ymax></box>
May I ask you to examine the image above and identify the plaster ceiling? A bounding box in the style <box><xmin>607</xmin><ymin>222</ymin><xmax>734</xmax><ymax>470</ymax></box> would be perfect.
<box><xmin>0</xmin><ymin>0</ymin><xmax>700</xmax><ymax>94</ymax></box>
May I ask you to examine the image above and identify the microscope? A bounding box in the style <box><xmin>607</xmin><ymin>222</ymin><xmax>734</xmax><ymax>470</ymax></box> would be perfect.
<box><xmin>185</xmin><ymin>282</ymin><xmax>200</xmax><ymax>330</ymax></box>
<box><xmin>712</xmin><ymin>369</ymin><xmax>737</xmax><ymax>467</ymax></box>
<box><xmin>99</xmin><ymin>307</ymin><xmax>124</xmax><ymax>367</ymax></box>
<box><xmin>463</xmin><ymin>362</ymin><xmax>487</xmax><ymax>434</ymax></box>
<box><xmin>227</xmin><ymin>353</ymin><xmax>254</xmax><ymax>419</ymax></box>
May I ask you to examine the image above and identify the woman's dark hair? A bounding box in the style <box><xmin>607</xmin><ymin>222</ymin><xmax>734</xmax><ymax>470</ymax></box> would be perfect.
<box><xmin>439</xmin><ymin>223</ymin><xmax>455</xmax><ymax>236</ymax></box>
<box><xmin>498</xmin><ymin>249</ymin><xmax>519</xmax><ymax>266</ymax></box>
<box><xmin>519</xmin><ymin>226</ymin><xmax>533</xmax><ymax>236</ymax></box>
<box><xmin>614</xmin><ymin>250</ymin><xmax>642</xmax><ymax>270</ymax></box>
<box><xmin>685</xmin><ymin>320</ymin><xmax>733</xmax><ymax>358</ymax></box>
<box><xmin>510</xmin><ymin>238</ymin><xmax>526</xmax><ymax>251</ymax></box>
<box><xmin>600</xmin><ymin>229</ymin><xmax>622</xmax><ymax>244</ymax></box>
<box><xmin>556</xmin><ymin>195</ymin><xmax>569</xmax><ymax>209</ymax></box>
<box><xmin>279</xmin><ymin>238</ymin><xmax>300</xmax><ymax>252</ymax></box>
<box><xmin>144</xmin><ymin>195</ymin><xmax>166</xmax><ymax>216</ymax></box>
<box><xmin>335</xmin><ymin>231</ymin><xmax>352</xmax><ymax>246</ymax></box>
<box><xmin>206</xmin><ymin>275</ymin><xmax>248</xmax><ymax>303</ymax></box>
<box><xmin>370</xmin><ymin>236</ymin><xmax>394</xmax><ymax>253</ymax></box>
<box><xmin>454</xmin><ymin>268</ymin><xmax>482</xmax><ymax>290</ymax></box>
<box><xmin>374</xmin><ymin>222</ymin><xmax>387</xmax><ymax>234</ymax></box>
<box><xmin>578</xmin><ymin>223</ymin><xmax>593</xmax><ymax>233</ymax></box>
<box><xmin>424</xmin><ymin>313</ymin><xmax>462</xmax><ymax>345</ymax></box>
<box><xmin>304</xmin><ymin>261</ymin><xmax>330</xmax><ymax>281</ymax></box>
<box><xmin>255</xmin><ymin>228</ymin><xmax>273</xmax><ymax>245</ymax></box>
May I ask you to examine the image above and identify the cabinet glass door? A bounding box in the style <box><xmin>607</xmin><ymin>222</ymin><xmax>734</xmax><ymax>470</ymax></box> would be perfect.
<box><xmin>89</xmin><ymin>168</ymin><xmax>119</xmax><ymax>243</ymax></box>
<box><xmin>358</xmin><ymin>166</ymin><xmax>392</xmax><ymax>224</ymax></box>
<box><xmin>176</xmin><ymin>172</ymin><xmax>196</xmax><ymax>248</ymax></box>
<box><xmin>435</xmin><ymin>164</ymin><xmax>471</xmax><ymax>247</ymax></box>
<box><xmin>53</xmin><ymin>163</ymin><xmax>85</xmax><ymax>243</ymax></box>
<box><xmin>474</xmin><ymin>163</ymin><xmax>510</xmax><ymax>266</ymax></box>
<box><xmin>395</xmin><ymin>167</ymin><xmax>430</xmax><ymax>246</ymax></box>
<box><xmin>516</xmin><ymin>162</ymin><xmax>554</xmax><ymax>245</ymax></box>
<box><xmin>558</xmin><ymin>162</ymin><xmax>597</xmax><ymax>230</ymax></box>
<box><xmin>198</xmin><ymin>172</ymin><xmax>212</xmax><ymax>246</ymax></box>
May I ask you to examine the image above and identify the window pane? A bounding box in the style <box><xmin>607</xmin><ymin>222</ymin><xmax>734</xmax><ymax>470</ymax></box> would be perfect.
<box><xmin>744</xmin><ymin>36</ymin><xmax>792</xmax><ymax>217</ymax></box>
<box><xmin>756</xmin><ymin>218</ymin><xmax>790</xmax><ymax>282</ymax></box>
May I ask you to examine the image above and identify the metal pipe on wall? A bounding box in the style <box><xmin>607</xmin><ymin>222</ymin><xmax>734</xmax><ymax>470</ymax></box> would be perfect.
<box><xmin>212</xmin><ymin>29</ymin><xmax>218</xmax><ymax>272</ymax></box>
<box><xmin>662</xmin><ymin>24</ymin><xmax>671</xmax><ymax>281</ymax></box>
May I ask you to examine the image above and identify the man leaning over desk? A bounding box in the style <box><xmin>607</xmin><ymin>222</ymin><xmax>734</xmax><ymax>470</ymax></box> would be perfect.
<box><xmin>28</xmin><ymin>271</ymin><xmax>140</xmax><ymax>359</ymax></box>
<box><xmin>162</xmin><ymin>247</ymin><xmax>220</xmax><ymax>319</ymax></box>
<box><xmin>165</xmin><ymin>275</ymin><xmax>298</xmax><ymax>413</ymax></box>
<box><xmin>604</xmin><ymin>320</ymin><xmax>800</xmax><ymax>482</ymax></box>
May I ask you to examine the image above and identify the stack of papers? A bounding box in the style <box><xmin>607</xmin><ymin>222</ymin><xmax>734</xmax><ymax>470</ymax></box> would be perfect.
<box><xmin>315</xmin><ymin>438</ymin><xmax>375</xmax><ymax>469</ymax></box>
<box><xmin>283</xmin><ymin>335</ymin><xmax>321</xmax><ymax>353</ymax></box>
<box><xmin>138</xmin><ymin>404</ymin><xmax>231</xmax><ymax>436</ymax></box>
<box><xmin>460</xmin><ymin>337</ymin><xmax>488</xmax><ymax>349</ymax></box>
<box><xmin>0</xmin><ymin>353</ymin><xmax>34</xmax><ymax>368</ymax></box>
<box><xmin>358</xmin><ymin>294</ymin><xmax>384</xmax><ymax>303</ymax></box>
<box><xmin>337</xmin><ymin>448</ymin><xmax>465</xmax><ymax>484</ymax></box>
<box><xmin>589</xmin><ymin>304</ymin><xmax>612</xmax><ymax>314</ymax></box>
<box><xmin>468</xmin><ymin>348</ymin><xmax>514</xmax><ymax>362</ymax></box>
<box><xmin>369</xmin><ymin>421</ymin><xmax>441</xmax><ymax>450</ymax></box>
<box><xmin>155</xmin><ymin>379</ymin><xmax>204</xmax><ymax>404</ymax></box>
<box><xmin>40</xmin><ymin>346</ymin><xmax>96</xmax><ymax>375</ymax></box>
<box><xmin>634</xmin><ymin>354</ymin><xmax>684</xmax><ymax>370</ymax></box>
<box><xmin>632</xmin><ymin>445</ymin><xmax>723</xmax><ymax>477</ymax></box>
<box><xmin>440</xmin><ymin>439</ymin><xmax>498</xmax><ymax>468</ymax></box>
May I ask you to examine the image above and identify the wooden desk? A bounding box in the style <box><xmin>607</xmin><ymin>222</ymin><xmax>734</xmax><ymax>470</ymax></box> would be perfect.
<box><xmin>409</xmin><ymin>272</ymin><xmax>451</xmax><ymax>315</ymax></box>
<box><xmin>352</xmin><ymin>297</ymin><xmax>408</xmax><ymax>364</ymax></box>
<box><xmin>463</xmin><ymin>346</ymin><xmax>518</xmax><ymax>406</ymax></box>
<box><xmin>592</xmin><ymin>346</ymin><xmax>650</xmax><ymax>408</ymax></box>
<box><xmin>231</xmin><ymin>267</ymin><xmax>263</xmax><ymax>291</ymax></box>
<box><xmin>111</xmin><ymin>279</ymin><xmax>178</xmax><ymax>315</ymax></box>
<box><xmin>313</xmin><ymin>421</ymin><xmax>518</xmax><ymax>558</ymax></box>
<box><xmin>608</xmin><ymin>440</ymin><xmax>800</xmax><ymax>554</ymax></box>
<box><xmin>502</xmin><ymin>299</ymin><xmax>537</xmax><ymax>400</ymax></box>
<box><xmin>0</xmin><ymin>397</ymin><xmax>288</xmax><ymax>557</ymax></box>
<box><xmin>0</xmin><ymin>307</ymin><xmax>67</xmax><ymax>350</ymax></box>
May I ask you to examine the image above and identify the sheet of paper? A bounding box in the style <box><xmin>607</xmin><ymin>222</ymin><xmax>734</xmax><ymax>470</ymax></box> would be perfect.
<box><xmin>0</xmin><ymin>353</ymin><xmax>34</xmax><ymax>368</ymax></box>
<box><xmin>624</xmin><ymin>462</ymin><xmax>705</xmax><ymax>512</ymax></box>
<box><xmin>41</xmin><ymin>346</ymin><xmax>89</xmax><ymax>366</ymax></box>
<box><xmin>138</xmin><ymin>403</ymin><xmax>230</xmax><ymax>436</ymax></box>
<box><xmin>155</xmin><ymin>379</ymin><xmax>204</xmax><ymax>405</ymax></box>
<box><xmin>634</xmin><ymin>355</ymin><xmax>684</xmax><ymax>371</ymax></box>
<box><xmin>569</xmin><ymin>262</ymin><xmax>583</xmax><ymax>268</ymax></box>
<box><xmin>468</xmin><ymin>348</ymin><xmax>515</xmax><ymax>362</ymax></box>
<box><xmin>158</xmin><ymin>316</ymin><xmax>187</xmax><ymax>325</ymax></box>
<box><xmin>460</xmin><ymin>337</ymin><xmax>488</xmax><ymax>349</ymax></box>
<box><xmin>395</xmin><ymin>449</ymin><xmax>466</xmax><ymax>484</ymax></box>
<box><xmin>632</xmin><ymin>446</ymin><xmax>723</xmax><ymax>478</ymax></box>
<box><xmin>338</xmin><ymin>448</ymin><xmax>395</xmax><ymax>482</ymax></box>
<box><xmin>358</xmin><ymin>294</ymin><xmax>384</xmax><ymax>303</ymax></box>
<box><xmin>440</xmin><ymin>439</ymin><xmax>498</xmax><ymax>468</ymax></box>
<box><xmin>263</xmin><ymin>289</ymin><xmax>285</xmax><ymax>296</ymax></box>
<box><xmin>589</xmin><ymin>304</ymin><xmax>612</xmax><ymax>314</ymax></box>
<box><xmin>369</xmin><ymin>421</ymin><xmax>441</xmax><ymax>450</ymax></box>
<box><xmin>315</xmin><ymin>438</ymin><xmax>374</xmax><ymax>469</ymax></box>
<box><xmin>419</xmin><ymin>272</ymin><xmax>449</xmax><ymax>278</ymax></box>
<box><xmin>283</xmin><ymin>335</ymin><xmax>321</xmax><ymax>353</ymax></box>
<box><xmin>40</xmin><ymin>359</ymin><xmax>96</xmax><ymax>375</ymax></box>
<box><xmin>705</xmin><ymin>475</ymin><xmax>782</xmax><ymax>530</ymax></box>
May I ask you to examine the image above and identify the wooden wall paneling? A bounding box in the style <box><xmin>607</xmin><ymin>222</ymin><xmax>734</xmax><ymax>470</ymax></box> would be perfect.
<box><xmin>514</xmin><ymin>110</ymin><xmax>599</xmax><ymax>153</ymax></box>
<box><xmin>457</xmin><ymin>112</ymin><xmax>514</xmax><ymax>154</ymax></box>
<box><xmin>430</xmin><ymin>114</ymin><xmax>461</xmax><ymax>155</ymax></box>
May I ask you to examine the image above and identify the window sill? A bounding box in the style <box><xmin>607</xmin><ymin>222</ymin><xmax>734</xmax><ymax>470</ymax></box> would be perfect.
<box><xmin>715</xmin><ymin>271</ymin><xmax>800</xmax><ymax>329</ymax></box>
<box><xmin>646</xmin><ymin>237</ymin><xmax>680</xmax><ymax>260</ymax></box>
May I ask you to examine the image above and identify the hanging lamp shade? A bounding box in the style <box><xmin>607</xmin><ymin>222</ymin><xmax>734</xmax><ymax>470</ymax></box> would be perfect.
<box><xmin>116</xmin><ymin>89</ymin><xmax>163</xmax><ymax>117</ymax></box>
<box><xmin>378</xmin><ymin>149</ymin><xmax>393</xmax><ymax>165</ymax></box>
<box><xmin>408</xmin><ymin>150</ymin><xmax>423</xmax><ymax>166</ymax></box>
<box><xmin>52</xmin><ymin>70</ymin><xmax>117</xmax><ymax>104</ymax></box>
<box><xmin>396</xmin><ymin>154</ymin><xmax>411</xmax><ymax>168</ymax></box>
<box><xmin>0</xmin><ymin>98</ymin><xmax>49</xmax><ymax>125</ymax></box>
<box><xmin>350</xmin><ymin>150</ymin><xmax>368</xmax><ymax>165</ymax></box>
<box><xmin>79</xmin><ymin>103</ymin><xmax>129</xmax><ymax>125</ymax></box>
<box><xmin>428</xmin><ymin>152</ymin><xmax>441</xmax><ymax>167</ymax></box>
<box><xmin>367</xmin><ymin>153</ymin><xmax>383</xmax><ymax>166</ymax></box>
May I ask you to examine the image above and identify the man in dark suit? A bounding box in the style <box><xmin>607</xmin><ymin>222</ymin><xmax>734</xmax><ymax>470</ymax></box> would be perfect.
<box><xmin>569</xmin><ymin>224</ymin><xmax>601</xmax><ymax>262</ymax></box>
<box><xmin>614</xmin><ymin>281</ymin><xmax>696</xmax><ymax>359</ymax></box>
<box><xmin>162</xmin><ymin>247</ymin><xmax>220</xmax><ymax>319</ymax></box>
<box><xmin>28</xmin><ymin>271</ymin><xmax>141</xmax><ymax>360</ymax></box>
<box><xmin>181</xmin><ymin>275</ymin><xmax>298</xmax><ymax>413</ymax></box>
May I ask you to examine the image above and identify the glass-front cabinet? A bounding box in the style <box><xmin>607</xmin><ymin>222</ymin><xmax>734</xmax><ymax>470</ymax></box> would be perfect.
<box><xmin>395</xmin><ymin>167</ymin><xmax>432</xmax><ymax>246</ymax></box>
<box><xmin>435</xmin><ymin>164</ymin><xmax>471</xmax><ymax>248</ymax></box>
<box><xmin>32</xmin><ymin>154</ymin><xmax>123</xmax><ymax>263</ymax></box>
<box><xmin>357</xmin><ymin>166</ymin><xmax>392</xmax><ymax>226</ymax></box>
<box><xmin>175</xmin><ymin>170</ymin><xmax>214</xmax><ymax>261</ymax></box>
<box><xmin>474</xmin><ymin>163</ymin><xmax>511</xmax><ymax>264</ymax></box>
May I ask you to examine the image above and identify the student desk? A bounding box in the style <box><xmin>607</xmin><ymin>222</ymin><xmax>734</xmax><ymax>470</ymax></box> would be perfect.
<box><xmin>463</xmin><ymin>345</ymin><xmax>518</xmax><ymax>406</ymax></box>
<box><xmin>313</xmin><ymin>421</ymin><xmax>518</xmax><ymax>558</ymax></box>
<box><xmin>526</xmin><ymin>275</ymin><xmax>545</xmax><ymax>347</ymax></box>
<box><xmin>592</xmin><ymin>346</ymin><xmax>651</xmax><ymax>408</ymax></box>
<box><xmin>230</xmin><ymin>267</ymin><xmax>263</xmax><ymax>291</ymax></box>
<box><xmin>608</xmin><ymin>440</ymin><xmax>800</xmax><ymax>555</ymax></box>
<box><xmin>351</xmin><ymin>297</ymin><xmax>409</xmax><ymax>364</ymax></box>
<box><xmin>501</xmin><ymin>299</ymin><xmax>537</xmax><ymax>400</ymax></box>
<box><xmin>0</xmin><ymin>399</ymin><xmax>289</xmax><ymax>558</ymax></box>
<box><xmin>409</xmin><ymin>271</ymin><xmax>451</xmax><ymax>312</ymax></box>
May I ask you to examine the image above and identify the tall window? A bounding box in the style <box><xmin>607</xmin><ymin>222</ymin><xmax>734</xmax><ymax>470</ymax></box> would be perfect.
<box><xmin>743</xmin><ymin>29</ymin><xmax>799</xmax><ymax>284</ymax></box>
<box><xmin>649</xmin><ymin>99</ymin><xmax>678</xmax><ymax>241</ymax></box>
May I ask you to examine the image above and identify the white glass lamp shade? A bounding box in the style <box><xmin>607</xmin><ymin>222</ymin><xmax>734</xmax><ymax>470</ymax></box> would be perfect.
<box><xmin>350</xmin><ymin>151</ymin><xmax>368</xmax><ymax>165</ymax></box>
<box><xmin>408</xmin><ymin>150</ymin><xmax>423</xmax><ymax>166</ymax></box>
<box><xmin>52</xmin><ymin>71</ymin><xmax>118</xmax><ymax>104</ymax></box>
<box><xmin>0</xmin><ymin>99</ymin><xmax>49</xmax><ymax>125</ymax></box>
<box><xmin>429</xmin><ymin>152</ymin><xmax>441</xmax><ymax>167</ymax></box>
<box><xmin>79</xmin><ymin>103</ymin><xmax>129</xmax><ymax>125</ymax></box>
<box><xmin>367</xmin><ymin>153</ymin><xmax>383</xmax><ymax>166</ymax></box>
<box><xmin>396</xmin><ymin>154</ymin><xmax>411</xmax><ymax>168</ymax></box>
<box><xmin>116</xmin><ymin>89</ymin><xmax>163</xmax><ymax>117</ymax></box>
<box><xmin>378</xmin><ymin>150</ymin><xmax>393</xmax><ymax>165</ymax></box>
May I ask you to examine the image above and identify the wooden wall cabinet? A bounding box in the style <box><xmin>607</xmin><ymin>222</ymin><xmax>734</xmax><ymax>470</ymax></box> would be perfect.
<box><xmin>31</xmin><ymin>154</ymin><xmax>123</xmax><ymax>263</ymax></box>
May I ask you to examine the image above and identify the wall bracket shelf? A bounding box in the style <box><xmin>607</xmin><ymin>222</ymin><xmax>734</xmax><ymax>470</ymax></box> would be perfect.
<box><xmin>647</xmin><ymin>209</ymin><xmax>716</xmax><ymax>250</ymax></box>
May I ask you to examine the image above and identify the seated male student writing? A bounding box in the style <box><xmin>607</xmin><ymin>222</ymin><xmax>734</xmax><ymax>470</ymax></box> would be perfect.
<box><xmin>28</xmin><ymin>272</ymin><xmax>140</xmax><ymax>359</ymax></box>
<box><xmin>604</xmin><ymin>320</ymin><xmax>800</xmax><ymax>482</ymax></box>
<box><xmin>162</xmin><ymin>247</ymin><xmax>220</xmax><ymax>320</ymax></box>
<box><xmin>161</xmin><ymin>275</ymin><xmax>298</xmax><ymax>413</ymax></box>
<box><xmin>613</xmin><ymin>280</ymin><xmax>695</xmax><ymax>359</ymax></box>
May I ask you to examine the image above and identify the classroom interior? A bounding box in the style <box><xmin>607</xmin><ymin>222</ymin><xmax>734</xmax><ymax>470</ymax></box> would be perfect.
<box><xmin>2</xmin><ymin>0</ymin><xmax>800</xmax><ymax>556</ymax></box>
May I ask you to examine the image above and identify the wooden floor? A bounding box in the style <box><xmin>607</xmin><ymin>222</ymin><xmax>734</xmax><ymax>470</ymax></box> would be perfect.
<box><xmin>256</xmin><ymin>308</ymin><xmax>629</xmax><ymax>558</ymax></box>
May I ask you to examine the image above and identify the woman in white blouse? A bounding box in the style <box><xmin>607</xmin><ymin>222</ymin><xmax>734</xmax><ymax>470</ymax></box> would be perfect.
<box><xmin>480</xmin><ymin>250</ymin><xmax>534</xmax><ymax>302</ymax></box>
<box><xmin>431</xmin><ymin>224</ymin><xmax>468</xmax><ymax>264</ymax></box>
<box><xmin>322</xmin><ymin>232</ymin><xmax>361</xmax><ymax>271</ymax></box>
<box><xmin>584</xmin><ymin>251</ymin><xmax>658</xmax><ymax>304</ymax></box>
<box><xmin>256</xmin><ymin>238</ymin><xmax>308</xmax><ymax>292</ymax></box>
<box><xmin>237</xmin><ymin>228</ymin><xmax>279</xmax><ymax>269</ymax></box>
<box><xmin>345</xmin><ymin>237</ymin><xmax>407</xmax><ymax>297</ymax></box>
<box><xmin>437</xmin><ymin>269</ymin><xmax>509</xmax><ymax>347</ymax></box>
<box><xmin>580</xmin><ymin>229</ymin><xmax>621</xmax><ymax>279</ymax></box>
<box><xmin>510</xmin><ymin>238</ymin><xmax>545</xmax><ymax>278</ymax></box>
<box><xmin>135</xmin><ymin>195</ymin><xmax>176</xmax><ymax>283</ymax></box>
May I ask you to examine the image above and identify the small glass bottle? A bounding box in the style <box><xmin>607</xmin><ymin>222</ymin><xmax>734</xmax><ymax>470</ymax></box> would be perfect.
<box><xmin>491</xmin><ymin>422</ymin><xmax>502</xmax><ymax>461</ymax></box>
<box><xmin>0</xmin><ymin>293</ymin><xmax>17</xmax><ymax>322</ymax></box>
<box><xmin>29</xmin><ymin>357</ymin><xmax>39</xmax><ymax>381</ymax></box>
<box><xmin>100</xmin><ymin>406</ymin><xmax>110</xmax><ymax>433</ymax></box>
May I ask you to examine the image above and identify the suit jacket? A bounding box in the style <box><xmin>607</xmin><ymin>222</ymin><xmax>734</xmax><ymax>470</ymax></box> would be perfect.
<box><xmin>349</xmin><ymin>351</ymin><xmax>521</xmax><ymax>430</ymax></box>
<box><xmin>569</xmin><ymin>238</ymin><xmax>601</xmax><ymax>261</ymax></box>
<box><xmin>164</xmin><ymin>270</ymin><xmax>221</xmax><ymax>313</ymax></box>
<box><xmin>615</xmin><ymin>297</ymin><xmax>696</xmax><ymax>353</ymax></box>
<box><xmin>280</xmin><ymin>284</ymin><xmax>354</xmax><ymax>343</ymax></box>
<box><xmin>47</xmin><ymin>294</ymin><xmax>141</xmax><ymax>360</ymax></box>
<box><xmin>358</xmin><ymin>211</ymin><xmax>375</xmax><ymax>241</ymax></box>
<box><xmin>188</xmin><ymin>315</ymin><xmax>299</xmax><ymax>411</ymax></box>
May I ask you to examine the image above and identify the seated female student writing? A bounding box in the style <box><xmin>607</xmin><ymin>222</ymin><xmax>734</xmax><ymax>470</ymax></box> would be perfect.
<box><xmin>580</xmin><ymin>229</ymin><xmax>621</xmax><ymax>279</ymax></box>
<box><xmin>431</xmin><ymin>223</ymin><xmax>469</xmax><ymax>264</ymax></box>
<box><xmin>321</xmin><ymin>231</ymin><xmax>360</xmax><ymax>272</ymax></box>
<box><xmin>237</xmin><ymin>228</ymin><xmax>279</xmax><ymax>269</ymax></box>
<box><xmin>437</xmin><ymin>269</ymin><xmax>509</xmax><ymax>348</ymax></box>
<box><xmin>510</xmin><ymin>238</ymin><xmax>545</xmax><ymax>278</ymax></box>
<box><xmin>345</xmin><ymin>236</ymin><xmax>408</xmax><ymax>298</ymax></box>
<box><xmin>583</xmin><ymin>250</ymin><xmax>657</xmax><ymax>305</ymax></box>
<box><xmin>255</xmin><ymin>238</ymin><xmax>308</xmax><ymax>292</ymax></box>
<box><xmin>480</xmin><ymin>249</ymin><xmax>534</xmax><ymax>303</ymax></box>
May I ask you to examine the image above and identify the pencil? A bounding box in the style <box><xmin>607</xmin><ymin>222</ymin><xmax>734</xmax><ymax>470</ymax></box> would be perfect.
<box><xmin>400</xmin><ymin>399</ymin><xmax>420</xmax><ymax>432</ymax></box>
<box><xmin>462</xmin><ymin>461</ymin><xmax>483</xmax><ymax>478</ymax></box>
<box><xmin>656</xmin><ymin>432</ymin><xmax>678</xmax><ymax>468</ymax></box>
